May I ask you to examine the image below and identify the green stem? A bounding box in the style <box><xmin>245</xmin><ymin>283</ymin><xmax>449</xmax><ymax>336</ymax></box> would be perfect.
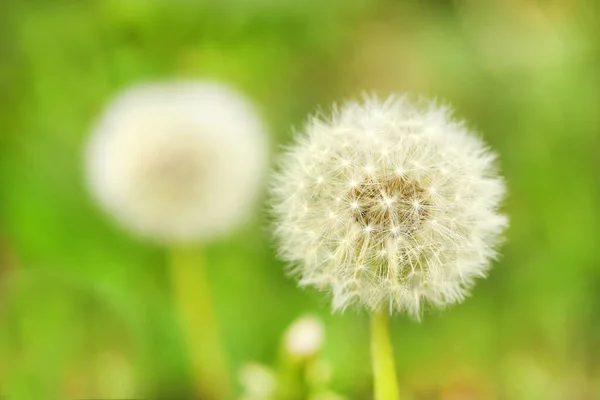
<box><xmin>276</xmin><ymin>350</ymin><xmax>312</xmax><ymax>400</ymax></box>
<box><xmin>169</xmin><ymin>246</ymin><xmax>230</xmax><ymax>400</ymax></box>
<box><xmin>370</xmin><ymin>311</ymin><xmax>399</xmax><ymax>400</ymax></box>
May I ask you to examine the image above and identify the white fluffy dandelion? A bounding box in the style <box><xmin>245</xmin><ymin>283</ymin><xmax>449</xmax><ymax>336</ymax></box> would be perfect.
<box><xmin>86</xmin><ymin>81</ymin><xmax>268</xmax><ymax>243</ymax></box>
<box><xmin>271</xmin><ymin>95</ymin><xmax>507</xmax><ymax>317</ymax></box>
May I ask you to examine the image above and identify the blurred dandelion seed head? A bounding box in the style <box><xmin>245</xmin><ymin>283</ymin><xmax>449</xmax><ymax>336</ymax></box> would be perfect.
<box><xmin>271</xmin><ymin>95</ymin><xmax>507</xmax><ymax>316</ymax></box>
<box><xmin>86</xmin><ymin>81</ymin><xmax>268</xmax><ymax>243</ymax></box>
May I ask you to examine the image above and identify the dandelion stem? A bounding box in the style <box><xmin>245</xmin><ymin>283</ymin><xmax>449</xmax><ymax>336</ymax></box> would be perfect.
<box><xmin>370</xmin><ymin>310</ymin><xmax>399</xmax><ymax>400</ymax></box>
<box><xmin>169</xmin><ymin>246</ymin><xmax>230</xmax><ymax>399</ymax></box>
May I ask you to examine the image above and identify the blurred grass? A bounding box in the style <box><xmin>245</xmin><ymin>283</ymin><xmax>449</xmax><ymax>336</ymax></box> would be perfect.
<box><xmin>1</xmin><ymin>0</ymin><xmax>600</xmax><ymax>398</ymax></box>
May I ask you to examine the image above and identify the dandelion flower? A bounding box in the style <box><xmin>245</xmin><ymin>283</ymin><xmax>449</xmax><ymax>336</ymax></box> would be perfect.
<box><xmin>271</xmin><ymin>95</ymin><xmax>507</xmax><ymax>317</ymax></box>
<box><xmin>86</xmin><ymin>81</ymin><xmax>268</xmax><ymax>243</ymax></box>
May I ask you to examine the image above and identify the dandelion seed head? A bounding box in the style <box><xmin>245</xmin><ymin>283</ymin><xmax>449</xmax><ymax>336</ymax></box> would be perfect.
<box><xmin>86</xmin><ymin>81</ymin><xmax>268</xmax><ymax>243</ymax></box>
<box><xmin>271</xmin><ymin>95</ymin><xmax>507</xmax><ymax>317</ymax></box>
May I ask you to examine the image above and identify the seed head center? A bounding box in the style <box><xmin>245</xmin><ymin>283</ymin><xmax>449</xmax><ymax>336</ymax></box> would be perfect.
<box><xmin>135</xmin><ymin>138</ymin><xmax>206</xmax><ymax>204</ymax></box>
<box><xmin>348</xmin><ymin>175</ymin><xmax>430</xmax><ymax>236</ymax></box>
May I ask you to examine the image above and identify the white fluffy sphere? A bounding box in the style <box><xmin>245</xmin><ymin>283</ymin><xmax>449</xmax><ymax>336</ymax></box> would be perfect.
<box><xmin>86</xmin><ymin>81</ymin><xmax>268</xmax><ymax>243</ymax></box>
<box><xmin>271</xmin><ymin>95</ymin><xmax>507</xmax><ymax>316</ymax></box>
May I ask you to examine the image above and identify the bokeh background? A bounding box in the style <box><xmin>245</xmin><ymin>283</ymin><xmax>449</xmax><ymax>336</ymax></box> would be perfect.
<box><xmin>1</xmin><ymin>0</ymin><xmax>599</xmax><ymax>399</ymax></box>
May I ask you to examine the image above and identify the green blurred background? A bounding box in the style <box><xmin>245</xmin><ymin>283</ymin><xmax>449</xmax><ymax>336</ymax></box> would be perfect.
<box><xmin>1</xmin><ymin>0</ymin><xmax>599</xmax><ymax>398</ymax></box>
